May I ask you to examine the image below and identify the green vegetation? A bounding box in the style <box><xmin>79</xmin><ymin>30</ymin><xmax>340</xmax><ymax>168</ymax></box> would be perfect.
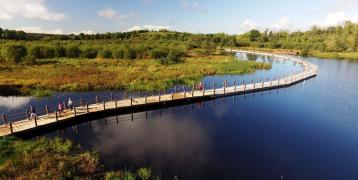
<box><xmin>0</xmin><ymin>55</ymin><xmax>270</xmax><ymax>96</ymax></box>
<box><xmin>0</xmin><ymin>27</ymin><xmax>273</xmax><ymax>96</ymax></box>
<box><xmin>236</xmin><ymin>21</ymin><xmax>358</xmax><ymax>60</ymax></box>
<box><xmin>0</xmin><ymin>136</ymin><xmax>163</xmax><ymax>179</ymax></box>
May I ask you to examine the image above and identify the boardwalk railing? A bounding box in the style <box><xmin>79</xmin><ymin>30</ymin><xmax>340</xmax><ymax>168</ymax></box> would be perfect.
<box><xmin>0</xmin><ymin>51</ymin><xmax>318</xmax><ymax>137</ymax></box>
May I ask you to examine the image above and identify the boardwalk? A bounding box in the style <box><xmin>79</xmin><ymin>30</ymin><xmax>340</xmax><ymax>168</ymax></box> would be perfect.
<box><xmin>0</xmin><ymin>51</ymin><xmax>318</xmax><ymax>137</ymax></box>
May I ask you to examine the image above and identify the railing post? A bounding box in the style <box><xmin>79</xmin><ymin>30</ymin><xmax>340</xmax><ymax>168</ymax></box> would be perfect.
<box><xmin>213</xmin><ymin>82</ymin><xmax>216</xmax><ymax>95</ymax></box>
<box><xmin>184</xmin><ymin>90</ymin><xmax>186</xmax><ymax>98</ymax></box>
<box><xmin>124</xmin><ymin>91</ymin><xmax>127</xmax><ymax>99</ymax></box>
<box><xmin>103</xmin><ymin>101</ymin><xmax>106</xmax><ymax>110</ymax></box>
<box><xmin>192</xmin><ymin>84</ymin><xmax>195</xmax><ymax>97</ymax></box>
<box><xmin>202</xmin><ymin>84</ymin><xmax>205</xmax><ymax>96</ymax></box>
<box><xmin>9</xmin><ymin>122</ymin><xmax>13</xmax><ymax>133</ymax></box>
<box><xmin>45</xmin><ymin>105</ymin><xmax>49</xmax><ymax>115</ymax></box>
<box><xmin>158</xmin><ymin>92</ymin><xmax>161</xmax><ymax>102</ymax></box>
<box><xmin>130</xmin><ymin>98</ymin><xmax>133</xmax><ymax>106</ymax></box>
<box><xmin>2</xmin><ymin>114</ymin><xmax>7</xmax><ymax>124</ymax></box>
<box><xmin>96</xmin><ymin>95</ymin><xmax>98</xmax><ymax>104</ymax></box>
<box><xmin>171</xmin><ymin>92</ymin><xmax>174</xmax><ymax>100</ymax></box>
<box><xmin>115</xmin><ymin>99</ymin><xmax>118</xmax><ymax>108</ymax></box>
<box><xmin>224</xmin><ymin>80</ymin><xmax>227</xmax><ymax>94</ymax></box>
<box><xmin>234</xmin><ymin>81</ymin><xmax>237</xmax><ymax>92</ymax></box>
<box><xmin>34</xmin><ymin>116</ymin><xmax>38</xmax><ymax>127</ymax></box>
<box><xmin>86</xmin><ymin>103</ymin><xmax>89</xmax><ymax>113</ymax></box>
<box><xmin>55</xmin><ymin>110</ymin><xmax>58</xmax><ymax>121</ymax></box>
<box><xmin>74</xmin><ymin>107</ymin><xmax>77</xmax><ymax>116</ymax></box>
<box><xmin>26</xmin><ymin>109</ymin><xmax>29</xmax><ymax>119</ymax></box>
<box><xmin>145</xmin><ymin>95</ymin><xmax>148</xmax><ymax>104</ymax></box>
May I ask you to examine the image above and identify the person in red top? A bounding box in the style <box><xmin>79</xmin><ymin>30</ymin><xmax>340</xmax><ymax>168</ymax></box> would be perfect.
<box><xmin>58</xmin><ymin>101</ymin><xmax>64</xmax><ymax>113</ymax></box>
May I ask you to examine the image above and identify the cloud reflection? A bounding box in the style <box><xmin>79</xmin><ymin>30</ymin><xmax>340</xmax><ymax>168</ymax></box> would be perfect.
<box><xmin>0</xmin><ymin>96</ymin><xmax>33</xmax><ymax>110</ymax></box>
<box><xmin>88</xmin><ymin>113</ymin><xmax>212</xmax><ymax>171</ymax></box>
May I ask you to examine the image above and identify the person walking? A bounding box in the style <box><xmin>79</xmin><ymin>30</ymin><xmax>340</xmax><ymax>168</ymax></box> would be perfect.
<box><xmin>28</xmin><ymin>104</ymin><xmax>38</xmax><ymax>120</ymax></box>
<box><xmin>58</xmin><ymin>101</ymin><xmax>64</xmax><ymax>114</ymax></box>
<box><xmin>67</xmin><ymin>98</ymin><xmax>73</xmax><ymax>111</ymax></box>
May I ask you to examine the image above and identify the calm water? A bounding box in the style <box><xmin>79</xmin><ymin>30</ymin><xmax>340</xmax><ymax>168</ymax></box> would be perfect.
<box><xmin>2</xmin><ymin>53</ymin><xmax>358</xmax><ymax>179</ymax></box>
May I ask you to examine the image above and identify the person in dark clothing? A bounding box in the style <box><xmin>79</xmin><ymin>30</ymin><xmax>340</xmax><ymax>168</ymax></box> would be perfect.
<box><xmin>28</xmin><ymin>104</ymin><xmax>38</xmax><ymax>120</ymax></box>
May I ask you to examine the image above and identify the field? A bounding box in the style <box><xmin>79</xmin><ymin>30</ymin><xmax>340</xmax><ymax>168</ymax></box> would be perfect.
<box><xmin>0</xmin><ymin>55</ymin><xmax>271</xmax><ymax>96</ymax></box>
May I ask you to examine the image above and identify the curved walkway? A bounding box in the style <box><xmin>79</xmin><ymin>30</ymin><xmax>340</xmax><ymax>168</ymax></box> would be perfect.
<box><xmin>0</xmin><ymin>50</ymin><xmax>318</xmax><ymax>137</ymax></box>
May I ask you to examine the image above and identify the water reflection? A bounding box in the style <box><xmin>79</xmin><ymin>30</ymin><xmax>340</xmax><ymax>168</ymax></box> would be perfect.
<box><xmin>0</xmin><ymin>96</ymin><xmax>33</xmax><ymax>110</ymax></box>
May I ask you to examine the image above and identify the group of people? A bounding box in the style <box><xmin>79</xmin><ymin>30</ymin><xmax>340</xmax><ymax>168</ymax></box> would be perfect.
<box><xmin>57</xmin><ymin>98</ymin><xmax>73</xmax><ymax>113</ymax></box>
<box><xmin>27</xmin><ymin>98</ymin><xmax>74</xmax><ymax>120</ymax></box>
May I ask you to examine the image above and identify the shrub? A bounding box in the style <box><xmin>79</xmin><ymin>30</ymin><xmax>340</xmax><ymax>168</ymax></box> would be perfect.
<box><xmin>123</xmin><ymin>47</ymin><xmax>137</xmax><ymax>59</ymax></box>
<box><xmin>113</xmin><ymin>47</ymin><xmax>124</xmax><ymax>59</ymax></box>
<box><xmin>29</xmin><ymin>46</ymin><xmax>43</xmax><ymax>59</ymax></box>
<box><xmin>300</xmin><ymin>49</ymin><xmax>310</xmax><ymax>57</ymax></box>
<box><xmin>23</xmin><ymin>55</ymin><xmax>37</xmax><ymax>65</ymax></box>
<box><xmin>43</xmin><ymin>46</ymin><xmax>56</xmax><ymax>58</ymax></box>
<box><xmin>160</xmin><ymin>48</ymin><xmax>185</xmax><ymax>65</ymax></box>
<box><xmin>66</xmin><ymin>45</ymin><xmax>81</xmax><ymax>58</ymax></box>
<box><xmin>150</xmin><ymin>48</ymin><xmax>168</xmax><ymax>59</ymax></box>
<box><xmin>137</xmin><ymin>168</ymin><xmax>152</xmax><ymax>180</ymax></box>
<box><xmin>54</xmin><ymin>46</ymin><xmax>66</xmax><ymax>58</ymax></box>
<box><xmin>3</xmin><ymin>44</ymin><xmax>27</xmax><ymax>64</ymax></box>
<box><xmin>99</xmin><ymin>49</ymin><xmax>113</xmax><ymax>59</ymax></box>
<box><xmin>82</xmin><ymin>47</ymin><xmax>98</xmax><ymax>59</ymax></box>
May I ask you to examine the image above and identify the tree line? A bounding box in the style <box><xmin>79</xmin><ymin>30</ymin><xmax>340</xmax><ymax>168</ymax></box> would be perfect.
<box><xmin>1</xmin><ymin>21</ymin><xmax>358</xmax><ymax>64</ymax></box>
<box><xmin>238</xmin><ymin>21</ymin><xmax>358</xmax><ymax>53</ymax></box>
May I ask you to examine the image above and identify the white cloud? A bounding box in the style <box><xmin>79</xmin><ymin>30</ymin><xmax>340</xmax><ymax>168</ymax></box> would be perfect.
<box><xmin>97</xmin><ymin>7</ymin><xmax>129</xmax><ymax>21</ymax></box>
<box><xmin>271</xmin><ymin>17</ymin><xmax>295</xmax><ymax>31</ymax></box>
<box><xmin>0</xmin><ymin>0</ymin><xmax>66</xmax><ymax>21</ymax></box>
<box><xmin>180</xmin><ymin>0</ymin><xmax>199</xmax><ymax>7</ymax></box>
<box><xmin>126</xmin><ymin>25</ymin><xmax>171</xmax><ymax>32</ymax></box>
<box><xmin>97</xmin><ymin>7</ymin><xmax>116</xmax><ymax>19</ymax></box>
<box><xmin>71</xmin><ymin>30</ymin><xmax>96</xmax><ymax>35</ymax></box>
<box><xmin>312</xmin><ymin>12</ymin><xmax>358</xmax><ymax>27</ymax></box>
<box><xmin>16</xmin><ymin>26</ymin><xmax>64</xmax><ymax>34</ymax></box>
<box><xmin>240</xmin><ymin>19</ymin><xmax>258</xmax><ymax>31</ymax></box>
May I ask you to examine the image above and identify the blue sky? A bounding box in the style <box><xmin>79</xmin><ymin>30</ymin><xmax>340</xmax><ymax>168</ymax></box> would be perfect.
<box><xmin>1</xmin><ymin>0</ymin><xmax>358</xmax><ymax>34</ymax></box>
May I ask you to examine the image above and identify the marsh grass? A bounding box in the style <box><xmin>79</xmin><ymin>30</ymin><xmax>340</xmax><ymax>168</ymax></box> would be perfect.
<box><xmin>0</xmin><ymin>136</ymin><xmax>102</xmax><ymax>179</ymax></box>
<box><xmin>0</xmin><ymin>55</ymin><xmax>271</xmax><ymax>96</ymax></box>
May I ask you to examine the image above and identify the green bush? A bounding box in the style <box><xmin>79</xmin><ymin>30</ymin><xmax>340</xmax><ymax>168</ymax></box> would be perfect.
<box><xmin>113</xmin><ymin>47</ymin><xmax>124</xmax><ymax>59</ymax></box>
<box><xmin>150</xmin><ymin>47</ymin><xmax>168</xmax><ymax>59</ymax></box>
<box><xmin>99</xmin><ymin>48</ymin><xmax>113</xmax><ymax>59</ymax></box>
<box><xmin>82</xmin><ymin>47</ymin><xmax>98</xmax><ymax>59</ymax></box>
<box><xmin>137</xmin><ymin>168</ymin><xmax>152</xmax><ymax>180</ymax></box>
<box><xmin>160</xmin><ymin>48</ymin><xmax>185</xmax><ymax>65</ymax></box>
<box><xmin>54</xmin><ymin>46</ymin><xmax>66</xmax><ymax>58</ymax></box>
<box><xmin>123</xmin><ymin>47</ymin><xmax>137</xmax><ymax>59</ymax></box>
<box><xmin>3</xmin><ymin>44</ymin><xmax>27</xmax><ymax>64</ymax></box>
<box><xmin>66</xmin><ymin>45</ymin><xmax>81</xmax><ymax>58</ymax></box>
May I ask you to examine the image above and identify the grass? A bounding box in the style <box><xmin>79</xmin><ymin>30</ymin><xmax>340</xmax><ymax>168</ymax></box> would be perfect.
<box><xmin>0</xmin><ymin>136</ymin><xmax>165</xmax><ymax>179</ymax></box>
<box><xmin>0</xmin><ymin>55</ymin><xmax>271</xmax><ymax>97</ymax></box>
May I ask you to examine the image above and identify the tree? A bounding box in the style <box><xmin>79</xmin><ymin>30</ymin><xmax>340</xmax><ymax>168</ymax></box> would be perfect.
<box><xmin>4</xmin><ymin>44</ymin><xmax>27</xmax><ymax>64</ymax></box>
<box><xmin>248</xmin><ymin>29</ymin><xmax>261</xmax><ymax>42</ymax></box>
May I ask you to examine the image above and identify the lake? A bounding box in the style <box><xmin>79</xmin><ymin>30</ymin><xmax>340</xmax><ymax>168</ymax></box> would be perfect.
<box><xmin>1</xmin><ymin>52</ymin><xmax>358</xmax><ymax>180</ymax></box>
